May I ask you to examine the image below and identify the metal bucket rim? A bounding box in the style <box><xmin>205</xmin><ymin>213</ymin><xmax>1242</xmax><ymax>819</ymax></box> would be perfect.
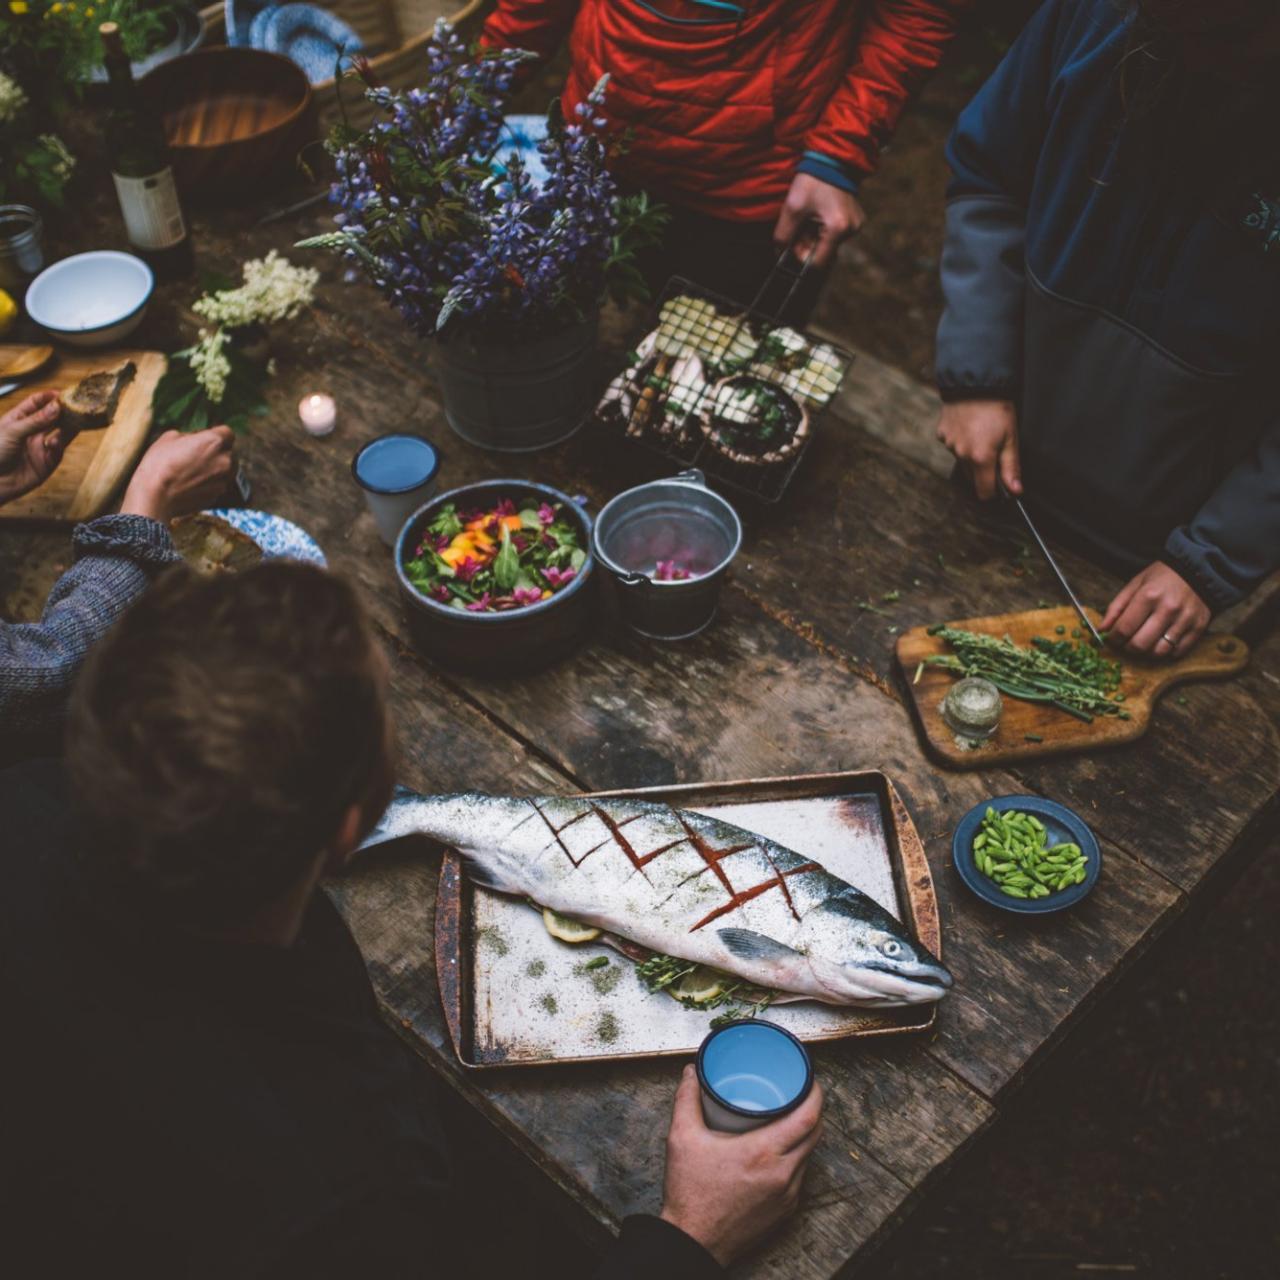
<box><xmin>0</xmin><ymin>204</ymin><xmax>42</xmax><ymax>254</ymax></box>
<box><xmin>592</xmin><ymin>477</ymin><xmax>743</xmax><ymax>586</ymax></box>
<box><xmin>394</xmin><ymin>478</ymin><xmax>595</xmax><ymax>623</ymax></box>
<box><xmin>695</xmin><ymin>1019</ymin><xmax>814</xmax><ymax>1121</ymax></box>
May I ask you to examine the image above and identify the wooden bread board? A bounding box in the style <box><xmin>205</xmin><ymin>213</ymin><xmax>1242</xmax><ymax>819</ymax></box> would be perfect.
<box><xmin>0</xmin><ymin>347</ymin><xmax>166</xmax><ymax>523</ymax></box>
<box><xmin>896</xmin><ymin>605</ymin><xmax>1249</xmax><ymax>768</ymax></box>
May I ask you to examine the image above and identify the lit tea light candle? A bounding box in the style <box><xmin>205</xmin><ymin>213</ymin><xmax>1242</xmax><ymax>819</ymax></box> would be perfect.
<box><xmin>298</xmin><ymin>393</ymin><xmax>337</xmax><ymax>436</ymax></box>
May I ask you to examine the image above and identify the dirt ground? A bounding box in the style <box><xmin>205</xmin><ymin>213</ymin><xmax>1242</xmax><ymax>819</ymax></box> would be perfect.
<box><xmin>495</xmin><ymin>7</ymin><xmax>1280</xmax><ymax>1278</ymax></box>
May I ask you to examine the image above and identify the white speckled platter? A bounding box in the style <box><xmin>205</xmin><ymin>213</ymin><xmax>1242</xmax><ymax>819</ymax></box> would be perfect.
<box><xmin>435</xmin><ymin>772</ymin><xmax>943</xmax><ymax>1068</ymax></box>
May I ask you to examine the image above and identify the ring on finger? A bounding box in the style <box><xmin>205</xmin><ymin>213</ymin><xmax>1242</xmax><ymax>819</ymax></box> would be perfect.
<box><xmin>1160</xmin><ymin>632</ymin><xmax>1178</xmax><ymax>648</ymax></box>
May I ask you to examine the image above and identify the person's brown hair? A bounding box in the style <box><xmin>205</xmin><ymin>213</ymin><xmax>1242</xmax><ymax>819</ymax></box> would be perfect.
<box><xmin>67</xmin><ymin>562</ymin><xmax>393</xmax><ymax>925</ymax></box>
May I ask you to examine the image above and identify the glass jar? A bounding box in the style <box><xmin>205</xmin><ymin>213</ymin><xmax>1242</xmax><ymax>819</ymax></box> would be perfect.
<box><xmin>0</xmin><ymin>205</ymin><xmax>45</xmax><ymax>294</ymax></box>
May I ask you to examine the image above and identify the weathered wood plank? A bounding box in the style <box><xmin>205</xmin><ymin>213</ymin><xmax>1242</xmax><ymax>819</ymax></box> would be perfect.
<box><xmin>697</xmin><ymin>420</ymin><xmax>1280</xmax><ymax>892</ymax></box>
<box><xmin>232</xmin><ymin>277</ymin><xmax>1198</xmax><ymax>1106</ymax></box>
<box><xmin>7</xmin><ymin>195</ymin><xmax>1272</xmax><ymax>1280</ymax></box>
<box><xmin>334</xmin><ymin>837</ymin><xmax>996</xmax><ymax>1280</ymax></box>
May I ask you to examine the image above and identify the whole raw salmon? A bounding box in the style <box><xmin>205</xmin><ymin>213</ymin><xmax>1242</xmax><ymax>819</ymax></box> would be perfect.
<box><xmin>362</xmin><ymin>788</ymin><xmax>952</xmax><ymax>1007</ymax></box>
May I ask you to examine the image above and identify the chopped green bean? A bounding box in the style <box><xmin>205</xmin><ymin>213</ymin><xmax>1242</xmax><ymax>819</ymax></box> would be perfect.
<box><xmin>971</xmin><ymin>807</ymin><xmax>1089</xmax><ymax>902</ymax></box>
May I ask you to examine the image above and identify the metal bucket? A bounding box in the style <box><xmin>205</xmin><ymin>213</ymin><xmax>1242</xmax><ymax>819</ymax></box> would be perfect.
<box><xmin>593</xmin><ymin>469</ymin><xmax>742</xmax><ymax>640</ymax></box>
<box><xmin>434</xmin><ymin>314</ymin><xmax>598</xmax><ymax>453</ymax></box>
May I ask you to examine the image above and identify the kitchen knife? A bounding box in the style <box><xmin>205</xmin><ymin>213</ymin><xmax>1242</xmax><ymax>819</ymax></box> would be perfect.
<box><xmin>1001</xmin><ymin>481</ymin><xmax>1106</xmax><ymax>648</ymax></box>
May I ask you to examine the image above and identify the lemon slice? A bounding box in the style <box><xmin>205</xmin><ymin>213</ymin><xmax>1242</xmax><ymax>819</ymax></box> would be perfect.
<box><xmin>669</xmin><ymin>965</ymin><xmax>728</xmax><ymax>1006</ymax></box>
<box><xmin>0</xmin><ymin>289</ymin><xmax>17</xmax><ymax>338</ymax></box>
<box><xmin>542</xmin><ymin>907</ymin><xmax>601</xmax><ymax>944</ymax></box>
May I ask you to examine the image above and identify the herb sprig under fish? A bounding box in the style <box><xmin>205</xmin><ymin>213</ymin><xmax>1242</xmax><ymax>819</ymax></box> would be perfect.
<box><xmin>362</xmin><ymin>789</ymin><xmax>953</xmax><ymax>1008</ymax></box>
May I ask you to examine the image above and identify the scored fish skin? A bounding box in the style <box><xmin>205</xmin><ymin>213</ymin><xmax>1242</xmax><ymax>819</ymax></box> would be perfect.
<box><xmin>361</xmin><ymin>788</ymin><xmax>953</xmax><ymax>1008</ymax></box>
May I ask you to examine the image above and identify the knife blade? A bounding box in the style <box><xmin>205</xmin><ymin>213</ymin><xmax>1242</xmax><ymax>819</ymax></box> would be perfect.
<box><xmin>0</xmin><ymin>381</ymin><xmax>18</xmax><ymax>399</ymax></box>
<box><xmin>1001</xmin><ymin>483</ymin><xmax>1106</xmax><ymax>648</ymax></box>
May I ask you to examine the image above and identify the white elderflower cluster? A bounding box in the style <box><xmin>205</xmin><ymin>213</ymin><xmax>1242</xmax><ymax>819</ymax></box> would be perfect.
<box><xmin>193</xmin><ymin>251</ymin><xmax>320</xmax><ymax>329</ymax></box>
<box><xmin>0</xmin><ymin>71</ymin><xmax>28</xmax><ymax>125</ymax></box>
<box><xmin>38</xmin><ymin>134</ymin><xmax>75</xmax><ymax>183</ymax></box>
<box><xmin>188</xmin><ymin>329</ymin><xmax>231</xmax><ymax>404</ymax></box>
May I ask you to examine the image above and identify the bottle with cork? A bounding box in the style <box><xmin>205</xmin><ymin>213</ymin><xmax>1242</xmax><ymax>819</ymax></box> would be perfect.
<box><xmin>99</xmin><ymin>21</ymin><xmax>193</xmax><ymax>279</ymax></box>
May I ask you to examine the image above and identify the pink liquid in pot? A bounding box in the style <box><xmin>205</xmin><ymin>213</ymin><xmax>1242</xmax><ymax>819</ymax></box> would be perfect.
<box><xmin>603</xmin><ymin>504</ymin><xmax>733</xmax><ymax>579</ymax></box>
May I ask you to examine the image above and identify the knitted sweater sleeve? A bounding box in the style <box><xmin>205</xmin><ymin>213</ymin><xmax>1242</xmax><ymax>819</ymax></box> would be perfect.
<box><xmin>0</xmin><ymin>515</ymin><xmax>178</xmax><ymax>742</ymax></box>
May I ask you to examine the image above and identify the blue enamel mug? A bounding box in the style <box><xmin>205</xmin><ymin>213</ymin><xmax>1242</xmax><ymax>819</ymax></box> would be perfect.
<box><xmin>695</xmin><ymin>1020</ymin><xmax>814</xmax><ymax>1134</ymax></box>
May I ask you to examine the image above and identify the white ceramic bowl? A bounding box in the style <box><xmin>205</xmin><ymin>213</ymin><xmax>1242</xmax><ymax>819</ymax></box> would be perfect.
<box><xmin>25</xmin><ymin>251</ymin><xmax>154</xmax><ymax>348</ymax></box>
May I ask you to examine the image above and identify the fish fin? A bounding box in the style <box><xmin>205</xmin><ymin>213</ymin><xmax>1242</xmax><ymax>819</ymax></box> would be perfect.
<box><xmin>717</xmin><ymin>928</ymin><xmax>803</xmax><ymax>965</ymax></box>
<box><xmin>357</xmin><ymin>785</ymin><xmax>436</xmax><ymax>853</ymax></box>
<box><xmin>454</xmin><ymin>848</ymin><xmax>504</xmax><ymax>890</ymax></box>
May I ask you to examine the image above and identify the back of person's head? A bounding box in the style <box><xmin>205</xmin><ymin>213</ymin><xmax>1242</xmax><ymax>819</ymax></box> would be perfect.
<box><xmin>67</xmin><ymin>563</ymin><xmax>393</xmax><ymax>927</ymax></box>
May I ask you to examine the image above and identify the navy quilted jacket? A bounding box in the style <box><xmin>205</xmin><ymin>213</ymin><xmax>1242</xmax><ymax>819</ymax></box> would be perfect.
<box><xmin>935</xmin><ymin>0</ymin><xmax>1279</xmax><ymax>611</ymax></box>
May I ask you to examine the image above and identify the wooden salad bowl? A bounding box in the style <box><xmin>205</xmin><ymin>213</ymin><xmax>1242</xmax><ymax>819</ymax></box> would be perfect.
<box><xmin>141</xmin><ymin>48</ymin><xmax>315</xmax><ymax>198</ymax></box>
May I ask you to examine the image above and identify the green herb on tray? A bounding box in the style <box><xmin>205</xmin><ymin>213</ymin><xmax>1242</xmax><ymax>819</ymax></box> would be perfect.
<box><xmin>972</xmin><ymin>807</ymin><xmax>1088</xmax><ymax>899</ymax></box>
<box><xmin>920</xmin><ymin>626</ymin><xmax>1129</xmax><ymax>724</ymax></box>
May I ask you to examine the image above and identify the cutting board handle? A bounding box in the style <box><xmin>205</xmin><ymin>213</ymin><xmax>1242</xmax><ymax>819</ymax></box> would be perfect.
<box><xmin>1144</xmin><ymin>631</ymin><xmax>1249</xmax><ymax>697</ymax></box>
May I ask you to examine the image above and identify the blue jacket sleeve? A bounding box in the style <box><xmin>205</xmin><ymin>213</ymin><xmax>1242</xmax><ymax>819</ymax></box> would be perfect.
<box><xmin>1162</xmin><ymin>415</ymin><xmax>1280</xmax><ymax>611</ymax></box>
<box><xmin>935</xmin><ymin>0</ymin><xmax>1068</xmax><ymax>400</ymax></box>
<box><xmin>0</xmin><ymin>515</ymin><xmax>178</xmax><ymax>740</ymax></box>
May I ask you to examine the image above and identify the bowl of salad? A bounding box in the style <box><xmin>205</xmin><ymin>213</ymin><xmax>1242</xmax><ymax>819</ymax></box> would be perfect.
<box><xmin>394</xmin><ymin>480</ymin><xmax>595</xmax><ymax>672</ymax></box>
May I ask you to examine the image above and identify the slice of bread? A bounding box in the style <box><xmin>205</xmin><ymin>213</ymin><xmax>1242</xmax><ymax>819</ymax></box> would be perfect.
<box><xmin>171</xmin><ymin>513</ymin><xmax>264</xmax><ymax>575</ymax></box>
<box><xmin>58</xmin><ymin>361</ymin><xmax>137</xmax><ymax>435</ymax></box>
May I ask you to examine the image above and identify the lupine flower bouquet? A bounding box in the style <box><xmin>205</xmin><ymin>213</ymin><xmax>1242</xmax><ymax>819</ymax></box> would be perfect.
<box><xmin>299</xmin><ymin>20</ymin><xmax>664</xmax><ymax>345</ymax></box>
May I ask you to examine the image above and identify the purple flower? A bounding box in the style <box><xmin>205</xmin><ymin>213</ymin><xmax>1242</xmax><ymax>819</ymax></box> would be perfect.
<box><xmin>430</xmin><ymin>584</ymin><xmax>452</xmax><ymax>603</ymax></box>
<box><xmin>455</xmin><ymin>555</ymin><xmax>484</xmax><ymax>583</ymax></box>
<box><xmin>537</xmin><ymin>502</ymin><xmax>556</xmax><ymax>525</ymax></box>
<box><xmin>465</xmin><ymin>592</ymin><xmax>493</xmax><ymax>612</ymax></box>
<box><xmin>320</xmin><ymin>25</ymin><xmax>625</xmax><ymax>342</ymax></box>
<box><xmin>541</xmin><ymin>566</ymin><xmax>576</xmax><ymax>589</ymax></box>
<box><xmin>512</xmin><ymin>585</ymin><xmax>543</xmax><ymax>606</ymax></box>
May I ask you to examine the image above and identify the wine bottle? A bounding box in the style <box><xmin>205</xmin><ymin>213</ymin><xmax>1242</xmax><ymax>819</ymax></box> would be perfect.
<box><xmin>99</xmin><ymin>22</ymin><xmax>193</xmax><ymax>279</ymax></box>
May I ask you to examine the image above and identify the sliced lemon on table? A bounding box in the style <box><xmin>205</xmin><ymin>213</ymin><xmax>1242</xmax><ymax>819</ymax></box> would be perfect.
<box><xmin>542</xmin><ymin>907</ymin><xmax>601</xmax><ymax>944</ymax></box>
<box><xmin>0</xmin><ymin>289</ymin><xmax>17</xmax><ymax>338</ymax></box>
<box><xmin>669</xmin><ymin>965</ymin><xmax>729</xmax><ymax>1006</ymax></box>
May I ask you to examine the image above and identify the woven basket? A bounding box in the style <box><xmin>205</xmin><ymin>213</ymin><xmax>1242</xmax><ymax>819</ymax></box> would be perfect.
<box><xmin>198</xmin><ymin>0</ymin><xmax>490</xmax><ymax>129</ymax></box>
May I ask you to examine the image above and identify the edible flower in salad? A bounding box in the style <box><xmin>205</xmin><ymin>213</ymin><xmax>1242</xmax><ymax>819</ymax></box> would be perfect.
<box><xmin>654</xmin><ymin>559</ymin><xmax>697</xmax><ymax>581</ymax></box>
<box><xmin>405</xmin><ymin>497</ymin><xmax>586</xmax><ymax>612</ymax></box>
<box><xmin>541</xmin><ymin>565</ymin><xmax>577</xmax><ymax>588</ymax></box>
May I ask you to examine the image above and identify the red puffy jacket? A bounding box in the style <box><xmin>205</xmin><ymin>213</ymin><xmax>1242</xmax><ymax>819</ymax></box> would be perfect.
<box><xmin>482</xmin><ymin>0</ymin><xmax>969</xmax><ymax>222</ymax></box>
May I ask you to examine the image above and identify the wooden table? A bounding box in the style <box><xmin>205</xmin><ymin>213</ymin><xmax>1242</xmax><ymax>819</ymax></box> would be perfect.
<box><xmin>4</xmin><ymin>195</ymin><xmax>1277</xmax><ymax>1279</ymax></box>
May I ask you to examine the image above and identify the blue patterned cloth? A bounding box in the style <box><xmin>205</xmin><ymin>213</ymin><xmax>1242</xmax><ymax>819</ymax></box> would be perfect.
<box><xmin>227</xmin><ymin>0</ymin><xmax>363</xmax><ymax>84</ymax></box>
<box><xmin>497</xmin><ymin>114</ymin><xmax>551</xmax><ymax>189</ymax></box>
<box><xmin>0</xmin><ymin>515</ymin><xmax>178</xmax><ymax>751</ymax></box>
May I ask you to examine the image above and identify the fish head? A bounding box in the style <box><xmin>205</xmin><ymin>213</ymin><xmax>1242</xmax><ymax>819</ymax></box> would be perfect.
<box><xmin>798</xmin><ymin>894</ymin><xmax>953</xmax><ymax>1006</ymax></box>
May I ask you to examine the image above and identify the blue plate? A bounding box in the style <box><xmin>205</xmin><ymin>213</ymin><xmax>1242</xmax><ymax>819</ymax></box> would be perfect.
<box><xmin>952</xmin><ymin>794</ymin><xmax>1101</xmax><ymax>915</ymax></box>
<box><xmin>205</xmin><ymin>508</ymin><xmax>326</xmax><ymax>566</ymax></box>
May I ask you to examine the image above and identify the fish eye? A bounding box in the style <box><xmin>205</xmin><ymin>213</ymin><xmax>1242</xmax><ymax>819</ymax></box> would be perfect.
<box><xmin>880</xmin><ymin>939</ymin><xmax>902</xmax><ymax>957</ymax></box>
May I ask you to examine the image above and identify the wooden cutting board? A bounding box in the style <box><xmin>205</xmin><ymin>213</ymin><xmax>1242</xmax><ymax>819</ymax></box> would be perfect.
<box><xmin>0</xmin><ymin>346</ymin><xmax>167</xmax><ymax>523</ymax></box>
<box><xmin>896</xmin><ymin>605</ymin><xmax>1249</xmax><ymax>768</ymax></box>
